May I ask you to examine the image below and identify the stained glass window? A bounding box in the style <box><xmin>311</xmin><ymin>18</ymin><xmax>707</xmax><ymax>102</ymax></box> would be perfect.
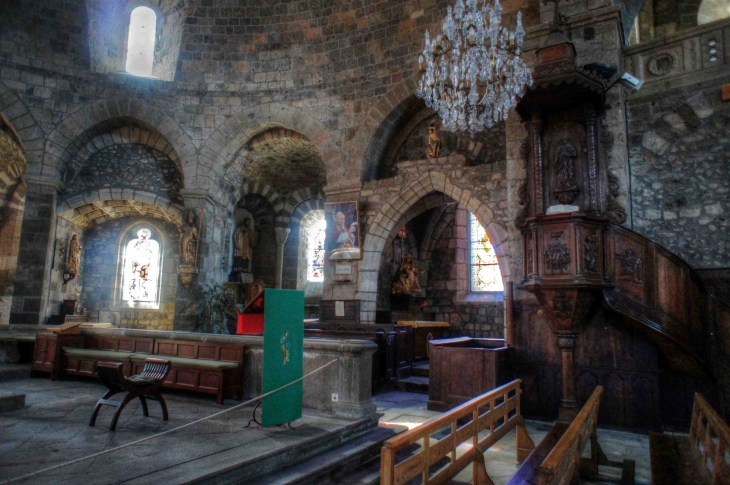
<box><xmin>126</xmin><ymin>7</ymin><xmax>156</xmax><ymax>77</ymax></box>
<box><xmin>469</xmin><ymin>212</ymin><xmax>504</xmax><ymax>292</ymax></box>
<box><xmin>307</xmin><ymin>218</ymin><xmax>326</xmax><ymax>282</ymax></box>
<box><xmin>122</xmin><ymin>228</ymin><xmax>160</xmax><ymax>302</ymax></box>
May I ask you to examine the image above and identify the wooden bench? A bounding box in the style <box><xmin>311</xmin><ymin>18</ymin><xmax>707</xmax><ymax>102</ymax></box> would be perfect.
<box><xmin>507</xmin><ymin>386</ymin><xmax>634</xmax><ymax>485</ymax></box>
<box><xmin>380</xmin><ymin>379</ymin><xmax>535</xmax><ymax>485</ymax></box>
<box><xmin>650</xmin><ymin>393</ymin><xmax>730</xmax><ymax>485</ymax></box>
<box><xmin>34</xmin><ymin>333</ymin><xmax>244</xmax><ymax>405</ymax></box>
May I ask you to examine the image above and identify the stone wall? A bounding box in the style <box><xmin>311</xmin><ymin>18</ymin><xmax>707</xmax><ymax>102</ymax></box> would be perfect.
<box><xmin>79</xmin><ymin>216</ymin><xmax>179</xmax><ymax>330</ymax></box>
<box><xmin>628</xmin><ymin>80</ymin><xmax>730</xmax><ymax>268</ymax></box>
<box><xmin>61</xmin><ymin>143</ymin><xmax>184</xmax><ymax>205</ymax></box>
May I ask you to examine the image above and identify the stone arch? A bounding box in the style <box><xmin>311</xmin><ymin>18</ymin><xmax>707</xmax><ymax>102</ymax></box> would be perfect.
<box><xmin>358</xmin><ymin>171</ymin><xmax>509</xmax><ymax>323</ymax></box>
<box><xmin>44</xmin><ymin>99</ymin><xmax>195</xmax><ymax>183</ymax></box>
<box><xmin>0</xmin><ymin>80</ymin><xmax>44</xmax><ymax>173</ymax></box>
<box><xmin>359</xmin><ymin>80</ymin><xmax>423</xmax><ymax>182</ymax></box>
<box><xmin>56</xmin><ymin>188</ymin><xmax>183</xmax><ymax>228</ymax></box>
<box><xmin>201</xmin><ymin>102</ymin><xmax>341</xmax><ymax>191</ymax></box>
<box><xmin>237</xmin><ymin>181</ymin><xmax>287</xmax><ymax>226</ymax></box>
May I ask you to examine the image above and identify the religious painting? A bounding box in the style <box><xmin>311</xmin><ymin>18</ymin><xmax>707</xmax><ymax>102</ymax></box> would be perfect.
<box><xmin>325</xmin><ymin>201</ymin><xmax>362</xmax><ymax>261</ymax></box>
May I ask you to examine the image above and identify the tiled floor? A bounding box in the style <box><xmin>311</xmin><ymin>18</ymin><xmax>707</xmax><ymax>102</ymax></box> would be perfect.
<box><xmin>374</xmin><ymin>390</ymin><xmax>652</xmax><ymax>485</ymax></box>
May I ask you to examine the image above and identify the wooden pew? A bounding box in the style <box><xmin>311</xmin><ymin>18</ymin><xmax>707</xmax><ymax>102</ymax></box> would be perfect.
<box><xmin>650</xmin><ymin>393</ymin><xmax>730</xmax><ymax>485</ymax></box>
<box><xmin>507</xmin><ymin>385</ymin><xmax>634</xmax><ymax>485</ymax></box>
<box><xmin>380</xmin><ymin>379</ymin><xmax>535</xmax><ymax>485</ymax></box>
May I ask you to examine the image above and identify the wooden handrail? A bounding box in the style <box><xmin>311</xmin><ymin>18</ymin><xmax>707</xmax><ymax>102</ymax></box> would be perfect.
<box><xmin>691</xmin><ymin>393</ymin><xmax>730</xmax><ymax>484</ymax></box>
<box><xmin>381</xmin><ymin>379</ymin><xmax>534</xmax><ymax>485</ymax></box>
<box><xmin>538</xmin><ymin>386</ymin><xmax>604</xmax><ymax>485</ymax></box>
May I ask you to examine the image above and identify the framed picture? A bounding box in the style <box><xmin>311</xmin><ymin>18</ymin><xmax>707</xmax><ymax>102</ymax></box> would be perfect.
<box><xmin>325</xmin><ymin>201</ymin><xmax>362</xmax><ymax>261</ymax></box>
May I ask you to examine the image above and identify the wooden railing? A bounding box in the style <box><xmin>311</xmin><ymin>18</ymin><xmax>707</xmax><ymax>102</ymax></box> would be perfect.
<box><xmin>538</xmin><ymin>386</ymin><xmax>603</xmax><ymax>485</ymax></box>
<box><xmin>691</xmin><ymin>393</ymin><xmax>730</xmax><ymax>484</ymax></box>
<box><xmin>380</xmin><ymin>379</ymin><xmax>534</xmax><ymax>485</ymax></box>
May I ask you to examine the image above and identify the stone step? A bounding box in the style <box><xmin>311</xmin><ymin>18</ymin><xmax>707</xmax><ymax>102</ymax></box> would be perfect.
<box><xmin>412</xmin><ymin>363</ymin><xmax>429</xmax><ymax>378</ymax></box>
<box><xmin>397</xmin><ymin>376</ymin><xmax>429</xmax><ymax>394</ymax></box>
<box><xmin>258</xmin><ymin>424</ymin><xmax>407</xmax><ymax>485</ymax></box>
<box><xmin>0</xmin><ymin>363</ymin><xmax>31</xmax><ymax>382</ymax></box>
<box><xmin>0</xmin><ymin>391</ymin><xmax>25</xmax><ymax>411</ymax></box>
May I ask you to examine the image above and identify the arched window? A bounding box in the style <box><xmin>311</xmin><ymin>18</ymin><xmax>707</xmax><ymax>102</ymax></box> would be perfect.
<box><xmin>469</xmin><ymin>212</ymin><xmax>503</xmax><ymax>292</ymax></box>
<box><xmin>698</xmin><ymin>0</ymin><xmax>730</xmax><ymax>25</ymax></box>
<box><xmin>307</xmin><ymin>217</ymin><xmax>326</xmax><ymax>282</ymax></box>
<box><xmin>122</xmin><ymin>227</ymin><xmax>161</xmax><ymax>304</ymax></box>
<box><xmin>126</xmin><ymin>6</ymin><xmax>157</xmax><ymax>77</ymax></box>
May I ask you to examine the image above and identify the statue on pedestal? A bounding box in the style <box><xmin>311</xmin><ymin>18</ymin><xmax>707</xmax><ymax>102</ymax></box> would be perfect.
<box><xmin>427</xmin><ymin>125</ymin><xmax>441</xmax><ymax>158</ymax></box>
<box><xmin>63</xmin><ymin>234</ymin><xmax>82</xmax><ymax>283</ymax></box>
<box><xmin>178</xmin><ymin>209</ymin><xmax>205</xmax><ymax>289</ymax></box>
<box><xmin>392</xmin><ymin>255</ymin><xmax>421</xmax><ymax>295</ymax></box>
<box><xmin>234</xmin><ymin>217</ymin><xmax>257</xmax><ymax>273</ymax></box>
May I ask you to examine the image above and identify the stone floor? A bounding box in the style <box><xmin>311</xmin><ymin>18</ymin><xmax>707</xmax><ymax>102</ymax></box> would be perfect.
<box><xmin>0</xmin><ymin>377</ymin><xmax>374</xmax><ymax>484</ymax></box>
<box><xmin>374</xmin><ymin>390</ymin><xmax>653</xmax><ymax>485</ymax></box>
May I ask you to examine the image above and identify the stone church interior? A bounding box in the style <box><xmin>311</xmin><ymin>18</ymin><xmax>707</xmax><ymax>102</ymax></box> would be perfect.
<box><xmin>1</xmin><ymin>0</ymin><xmax>730</xmax><ymax>483</ymax></box>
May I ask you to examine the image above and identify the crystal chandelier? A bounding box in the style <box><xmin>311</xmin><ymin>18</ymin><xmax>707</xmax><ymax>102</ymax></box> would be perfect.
<box><xmin>416</xmin><ymin>0</ymin><xmax>532</xmax><ymax>133</ymax></box>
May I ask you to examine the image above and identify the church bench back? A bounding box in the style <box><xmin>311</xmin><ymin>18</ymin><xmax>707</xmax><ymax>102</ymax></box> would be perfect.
<box><xmin>537</xmin><ymin>386</ymin><xmax>603</xmax><ymax>485</ymax></box>
<box><xmin>691</xmin><ymin>393</ymin><xmax>730</xmax><ymax>485</ymax></box>
<box><xmin>380</xmin><ymin>379</ymin><xmax>534</xmax><ymax>485</ymax></box>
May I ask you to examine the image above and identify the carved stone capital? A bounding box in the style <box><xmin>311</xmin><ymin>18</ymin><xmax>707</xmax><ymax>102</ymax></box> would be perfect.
<box><xmin>275</xmin><ymin>227</ymin><xmax>291</xmax><ymax>246</ymax></box>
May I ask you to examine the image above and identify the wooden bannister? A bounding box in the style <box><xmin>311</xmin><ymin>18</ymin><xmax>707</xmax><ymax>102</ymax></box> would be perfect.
<box><xmin>691</xmin><ymin>393</ymin><xmax>730</xmax><ymax>484</ymax></box>
<box><xmin>380</xmin><ymin>379</ymin><xmax>534</xmax><ymax>485</ymax></box>
<box><xmin>538</xmin><ymin>386</ymin><xmax>603</xmax><ymax>485</ymax></box>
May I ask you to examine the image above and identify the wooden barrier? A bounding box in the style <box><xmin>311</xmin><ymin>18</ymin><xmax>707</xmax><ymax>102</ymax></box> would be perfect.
<box><xmin>651</xmin><ymin>392</ymin><xmax>730</xmax><ymax>484</ymax></box>
<box><xmin>380</xmin><ymin>379</ymin><xmax>534</xmax><ymax>485</ymax></box>
<box><xmin>538</xmin><ymin>386</ymin><xmax>602</xmax><ymax>485</ymax></box>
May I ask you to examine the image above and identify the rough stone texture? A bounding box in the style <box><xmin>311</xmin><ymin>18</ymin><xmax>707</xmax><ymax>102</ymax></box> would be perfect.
<box><xmin>79</xmin><ymin>216</ymin><xmax>179</xmax><ymax>330</ymax></box>
<box><xmin>396</xmin><ymin>117</ymin><xmax>506</xmax><ymax>170</ymax></box>
<box><xmin>61</xmin><ymin>143</ymin><xmax>184</xmax><ymax>205</ymax></box>
<box><xmin>227</xmin><ymin>128</ymin><xmax>326</xmax><ymax>193</ymax></box>
<box><xmin>628</xmin><ymin>82</ymin><xmax>730</xmax><ymax>268</ymax></box>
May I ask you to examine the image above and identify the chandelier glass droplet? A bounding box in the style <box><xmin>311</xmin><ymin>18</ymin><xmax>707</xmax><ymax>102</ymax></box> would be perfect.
<box><xmin>416</xmin><ymin>0</ymin><xmax>532</xmax><ymax>133</ymax></box>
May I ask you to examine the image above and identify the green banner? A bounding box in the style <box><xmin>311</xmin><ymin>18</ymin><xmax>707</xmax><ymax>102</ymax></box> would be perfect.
<box><xmin>262</xmin><ymin>288</ymin><xmax>304</xmax><ymax>427</ymax></box>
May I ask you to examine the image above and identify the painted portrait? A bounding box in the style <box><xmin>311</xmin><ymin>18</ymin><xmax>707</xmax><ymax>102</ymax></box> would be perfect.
<box><xmin>325</xmin><ymin>201</ymin><xmax>362</xmax><ymax>261</ymax></box>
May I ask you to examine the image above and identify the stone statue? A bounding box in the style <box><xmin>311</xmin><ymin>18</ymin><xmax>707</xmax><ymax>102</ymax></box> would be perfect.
<box><xmin>65</xmin><ymin>234</ymin><xmax>82</xmax><ymax>275</ymax></box>
<box><xmin>427</xmin><ymin>125</ymin><xmax>441</xmax><ymax>158</ymax></box>
<box><xmin>234</xmin><ymin>217</ymin><xmax>257</xmax><ymax>272</ymax></box>
<box><xmin>554</xmin><ymin>138</ymin><xmax>578</xmax><ymax>204</ymax></box>
<box><xmin>179</xmin><ymin>211</ymin><xmax>200</xmax><ymax>266</ymax></box>
<box><xmin>392</xmin><ymin>255</ymin><xmax>421</xmax><ymax>295</ymax></box>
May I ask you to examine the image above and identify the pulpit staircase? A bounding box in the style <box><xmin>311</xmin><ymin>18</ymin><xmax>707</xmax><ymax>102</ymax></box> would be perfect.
<box><xmin>601</xmin><ymin>222</ymin><xmax>730</xmax><ymax>416</ymax></box>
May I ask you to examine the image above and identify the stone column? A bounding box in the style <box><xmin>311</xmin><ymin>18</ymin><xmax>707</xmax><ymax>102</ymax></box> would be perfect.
<box><xmin>173</xmin><ymin>189</ymin><xmax>227</xmax><ymax>330</ymax></box>
<box><xmin>274</xmin><ymin>227</ymin><xmax>290</xmax><ymax>289</ymax></box>
<box><xmin>10</xmin><ymin>175</ymin><xmax>61</xmax><ymax>325</ymax></box>
<box><xmin>557</xmin><ymin>331</ymin><xmax>579</xmax><ymax>422</ymax></box>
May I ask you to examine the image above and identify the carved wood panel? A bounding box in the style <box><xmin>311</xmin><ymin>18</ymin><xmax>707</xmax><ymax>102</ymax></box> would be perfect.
<box><xmin>543</xmin><ymin>122</ymin><xmax>588</xmax><ymax>211</ymax></box>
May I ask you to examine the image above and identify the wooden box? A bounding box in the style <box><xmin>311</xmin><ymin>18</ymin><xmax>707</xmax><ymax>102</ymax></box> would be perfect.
<box><xmin>31</xmin><ymin>333</ymin><xmax>84</xmax><ymax>380</ymax></box>
<box><xmin>427</xmin><ymin>337</ymin><xmax>511</xmax><ymax>412</ymax></box>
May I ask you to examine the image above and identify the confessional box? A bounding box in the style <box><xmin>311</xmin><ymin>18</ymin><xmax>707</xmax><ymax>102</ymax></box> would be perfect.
<box><xmin>31</xmin><ymin>333</ymin><xmax>84</xmax><ymax>380</ymax></box>
<box><xmin>427</xmin><ymin>337</ymin><xmax>511</xmax><ymax>412</ymax></box>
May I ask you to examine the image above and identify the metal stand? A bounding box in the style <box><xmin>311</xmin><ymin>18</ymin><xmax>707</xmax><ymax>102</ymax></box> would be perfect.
<box><xmin>244</xmin><ymin>400</ymin><xmax>263</xmax><ymax>428</ymax></box>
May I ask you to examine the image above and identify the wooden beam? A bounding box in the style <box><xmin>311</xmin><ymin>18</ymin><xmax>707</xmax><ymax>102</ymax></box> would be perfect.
<box><xmin>91</xmin><ymin>201</ymin><xmax>117</xmax><ymax>220</ymax></box>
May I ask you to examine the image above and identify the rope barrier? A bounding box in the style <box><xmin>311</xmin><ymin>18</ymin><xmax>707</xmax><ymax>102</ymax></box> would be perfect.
<box><xmin>0</xmin><ymin>359</ymin><xmax>339</xmax><ymax>484</ymax></box>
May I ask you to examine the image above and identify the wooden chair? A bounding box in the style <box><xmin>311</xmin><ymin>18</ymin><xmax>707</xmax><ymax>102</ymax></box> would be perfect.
<box><xmin>89</xmin><ymin>358</ymin><xmax>171</xmax><ymax>431</ymax></box>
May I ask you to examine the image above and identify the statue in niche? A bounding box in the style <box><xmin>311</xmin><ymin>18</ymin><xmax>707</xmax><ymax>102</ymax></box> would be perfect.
<box><xmin>178</xmin><ymin>209</ymin><xmax>205</xmax><ymax>289</ymax></box>
<box><xmin>554</xmin><ymin>138</ymin><xmax>579</xmax><ymax>205</ymax></box>
<box><xmin>234</xmin><ymin>217</ymin><xmax>257</xmax><ymax>273</ymax></box>
<box><xmin>64</xmin><ymin>234</ymin><xmax>82</xmax><ymax>283</ymax></box>
<box><xmin>427</xmin><ymin>125</ymin><xmax>441</xmax><ymax>158</ymax></box>
<box><xmin>180</xmin><ymin>211</ymin><xmax>201</xmax><ymax>266</ymax></box>
<box><xmin>392</xmin><ymin>255</ymin><xmax>421</xmax><ymax>295</ymax></box>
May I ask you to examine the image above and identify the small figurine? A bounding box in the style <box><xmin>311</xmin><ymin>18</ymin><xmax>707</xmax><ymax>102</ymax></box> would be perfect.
<box><xmin>427</xmin><ymin>125</ymin><xmax>441</xmax><ymax>158</ymax></box>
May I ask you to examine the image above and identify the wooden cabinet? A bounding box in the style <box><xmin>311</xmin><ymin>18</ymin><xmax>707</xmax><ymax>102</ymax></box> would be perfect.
<box><xmin>31</xmin><ymin>333</ymin><xmax>84</xmax><ymax>380</ymax></box>
<box><xmin>396</xmin><ymin>321</ymin><xmax>450</xmax><ymax>360</ymax></box>
<box><xmin>427</xmin><ymin>337</ymin><xmax>511</xmax><ymax>412</ymax></box>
